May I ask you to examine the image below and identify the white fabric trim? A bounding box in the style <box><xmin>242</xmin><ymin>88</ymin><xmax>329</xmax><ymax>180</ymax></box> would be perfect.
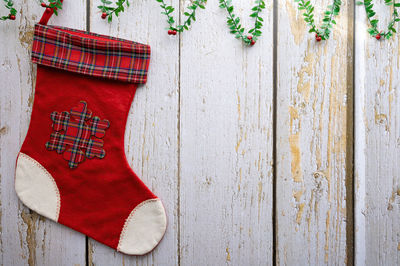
<box><xmin>15</xmin><ymin>153</ymin><xmax>60</xmax><ymax>221</ymax></box>
<box><xmin>117</xmin><ymin>198</ymin><xmax>167</xmax><ymax>255</ymax></box>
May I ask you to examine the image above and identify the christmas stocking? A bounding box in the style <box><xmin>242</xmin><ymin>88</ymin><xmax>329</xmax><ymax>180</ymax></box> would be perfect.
<box><xmin>14</xmin><ymin>6</ymin><xmax>166</xmax><ymax>255</ymax></box>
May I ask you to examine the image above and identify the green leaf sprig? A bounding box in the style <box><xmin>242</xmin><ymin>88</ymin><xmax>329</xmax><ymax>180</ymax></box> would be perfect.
<box><xmin>155</xmin><ymin>0</ymin><xmax>206</xmax><ymax>35</ymax></box>
<box><xmin>219</xmin><ymin>0</ymin><xmax>266</xmax><ymax>46</ymax></box>
<box><xmin>294</xmin><ymin>0</ymin><xmax>342</xmax><ymax>41</ymax></box>
<box><xmin>1</xmin><ymin>0</ymin><xmax>16</xmax><ymax>21</ymax></box>
<box><xmin>97</xmin><ymin>0</ymin><xmax>206</xmax><ymax>35</ymax></box>
<box><xmin>98</xmin><ymin>0</ymin><xmax>129</xmax><ymax>22</ymax></box>
<box><xmin>357</xmin><ymin>0</ymin><xmax>400</xmax><ymax>40</ymax></box>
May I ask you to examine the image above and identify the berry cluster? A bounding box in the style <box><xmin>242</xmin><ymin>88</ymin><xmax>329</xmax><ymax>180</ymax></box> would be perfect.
<box><xmin>247</xmin><ymin>35</ymin><xmax>256</xmax><ymax>45</ymax></box>
<box><xmin>41</xmin><ymin>2</ymin><xmax>53</xmax><ymax>14</ymax></box>
<box><xmin>167</xmin><ymin>29</ymin><xmax>177</xmax><ymax>35</ymax></box>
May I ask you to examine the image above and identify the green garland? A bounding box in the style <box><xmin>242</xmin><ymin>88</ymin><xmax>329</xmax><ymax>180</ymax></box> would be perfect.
<box><xmin>294</xmin><ymin>0</ymin><xmax>342</xmax><ymax>41</ymax></box>
<box><xmin>357</xmin><ymin>0</ymin><xmax>400</xmax><ymax>40</ymax></box>
<box><xmin>219</xmin><ymin>0</ymin><xmax>265</xmax><ymax>46</ymax></box>
<box><xmin>98</xmin><ymin>0</ymin><xmax>206</xmax><ymax>35</ymax></box>
<box><xmin>0</xmin><ymin>0</ymin><xmax>16</xmax><ymax>21</ymax></box>
<box><xmin>3</xmin><ymin>0</ymin><xmax>400</xmax><ymax>42</ymax></box>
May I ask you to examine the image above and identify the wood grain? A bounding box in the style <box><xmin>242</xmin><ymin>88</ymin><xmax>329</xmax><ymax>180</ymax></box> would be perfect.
<box><xmin>276</xmin><ymin>0</ymin><xmax>354</xmax><ymax>264</ymax></box>
<box><xmin>178</xmin><ymin>0</ymin><xmax>274</xmax><ymax>265</ymax></box>
<box><xmin>0</xmin><ymin>1</ymin><xmax>87</xmax><ymax>265</ymax></box>
<box><xmin>355</xmin><ymin>2</ymin><xmax>400</xmax><ymax>265</ymax></box>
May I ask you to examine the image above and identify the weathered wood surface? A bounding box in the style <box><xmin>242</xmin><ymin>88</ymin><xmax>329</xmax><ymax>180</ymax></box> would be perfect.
<box><xmin>355</xmin><ymin>1</ymin><xmax>400</xmax><ymax>266</ymax></box>
<box><xmin>276</xmin><ymin>0</ymin><xmax>353</xmax><ymax>265</ymax></box>
<box><xmin>178</xmin><ymin>0</ymin><xmax>274</xmax><ymax>264</ymax></box>
<box><xmin>0</xmin><ymin>0</ymin><xmax>399</xmax><ymax>265</ymax></box>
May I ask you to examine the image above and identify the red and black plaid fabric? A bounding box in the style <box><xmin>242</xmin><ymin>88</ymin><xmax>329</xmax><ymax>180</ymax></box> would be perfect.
<box><xmin>32</xmin><ymin>23</ymin><xmax>151</xmax><ymax>84</ymax></box>
<box><xmin>46</xmin><ymin>101</ymin><xmax>110</xmax><ymax>169</ymax></box>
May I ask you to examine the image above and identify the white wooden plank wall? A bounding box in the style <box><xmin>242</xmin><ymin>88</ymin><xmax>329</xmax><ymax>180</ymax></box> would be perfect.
<box><xmin>276</xmin><ymin>0</ymin><xmax>353</xmax><ymax>264</ymax></box>
<box><xmin>355</xmin><ymin>1</ymin><xmax>400</xmax><ymax>266</ymax></box>
<box><xmin>178</xmin><ymin>0</ymin><xmax>274</xmax><ymax>265</ymax></box>
<box><xmin>0</xmin><ymin>0</ymin><xmax>399</xmax><ymax>265</ymax></box>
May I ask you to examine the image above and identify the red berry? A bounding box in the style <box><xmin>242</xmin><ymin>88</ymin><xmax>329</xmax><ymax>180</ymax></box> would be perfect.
<box><xmin>247</xmin><ymin>35</ymin><xmax>253</xmax><ymax>40</ymax></box>
<box><xmin>172</xmin><ymin>30</ymin><xmax>177</xmax><ymax>35</ymax></box>
<box><xmin>168</xmin><ymin>30</ymin><xmax>173</xmax><ymax>35</ymax></box>
<box><xmin>45</xmin><ymin>7</ymin><xmax>52</xmax><ymax>13</ymax></box>
<box><xmin>375</xmin><ymin>34</ymin><xmax>381</xmax><ymax>40</ymax></box>
<box><xmin>9</xmin><ymin>14</ymin><xmax>15</xmax><ymax>20</ymax></box>
<box><xmin>250</xmin><ymin>40</ymin><xmax>256</xmax><ymax>46</ymax></box>
<box><xmin>41</xmin><ymin>2</ymin><xmax>47</xmax><ymax>7</ymax></box>
<box><xmin>316</xmin><ymin>36</ymin><xmax>322</xmax><ymax>42</ymax></box>
<box><xmin>101</xmin><ymin>12</ymin><xmax>107</xmax><ymax>19</ymax></box>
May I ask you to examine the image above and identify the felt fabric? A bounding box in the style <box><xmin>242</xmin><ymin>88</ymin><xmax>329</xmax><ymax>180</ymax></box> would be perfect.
<box><xmin>16</xmin><ymin>7</ymin><xmax>166</xmax><ymax>254</ymax></box>
<box><xmin>45</xmin><ymin>101</ymin><xmax>110</xmax><ymax>169</ymax></box>
<box><xmin>19</xmin><ymin>64</ymin><xmax>161</xmax><ymax>250</ymax></box>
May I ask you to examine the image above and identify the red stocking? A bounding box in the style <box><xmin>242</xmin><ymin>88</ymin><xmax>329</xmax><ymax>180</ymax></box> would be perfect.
<box><xmin>15</xmin><ymin>5</ymin><xmax>166</xmax><ymax>255</ymax></box>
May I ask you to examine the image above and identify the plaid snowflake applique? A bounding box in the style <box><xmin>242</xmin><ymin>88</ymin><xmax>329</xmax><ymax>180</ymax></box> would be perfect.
<box><xmin>45</xmin><ymin>101</ymin><xmax>110</xmax><ymax>169</ymax></box>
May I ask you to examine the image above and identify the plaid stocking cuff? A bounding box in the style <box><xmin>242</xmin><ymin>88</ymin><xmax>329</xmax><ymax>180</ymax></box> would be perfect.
<box><xmin>31</xmin><ymin>24</ymin><xmax>151</xmax><ymax>84</ymax></box>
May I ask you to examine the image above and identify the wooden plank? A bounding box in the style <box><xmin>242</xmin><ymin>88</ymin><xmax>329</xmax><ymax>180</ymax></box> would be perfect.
<box><xmin>179</xmin><ymin>0</ymin><xmax>274</xmax><ymax>265</ymax></box>
<box><xmin>0</xmin><ymin>1</ymin><xmax>87</xmax><ymax>265</ymax></box>
<box><xmin>88</xmin><ymin>0</ymin><xmax>180</xmax><ymax>265</ymax></box>
<box><xmin>276</xmin><ymin>0</ymin><xmax>354</xmax><ymax>264</ymax></box>
<box><xmin>355</xmin><ymin>2</ymin><xmax>400</xmax><ymax>265</ymax></box>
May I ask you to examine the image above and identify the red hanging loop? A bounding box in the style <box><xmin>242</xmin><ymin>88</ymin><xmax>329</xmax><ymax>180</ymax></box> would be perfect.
<box><xmin>39</xmin><ymin>0</ymin><xmax>64</xmax><ymax>25</ymax></box>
